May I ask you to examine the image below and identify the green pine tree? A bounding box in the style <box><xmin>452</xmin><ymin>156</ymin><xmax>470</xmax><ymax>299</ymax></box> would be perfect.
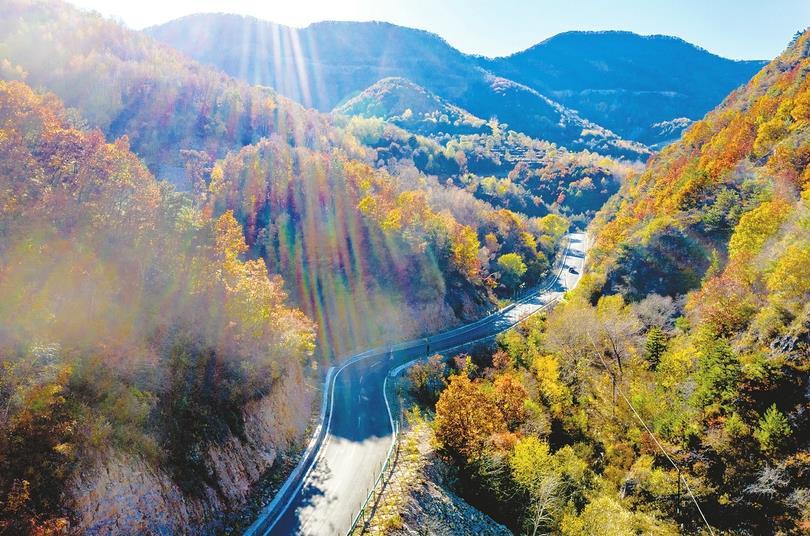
<box><xmin>754</xmin><ymin>404</ymin><xmax>791</xmax><ymax>456</ymax></box>
<box><xmin>644</xmin><ymin>326</ymin><xmax>667</xmax><ymax>368</ymax></box>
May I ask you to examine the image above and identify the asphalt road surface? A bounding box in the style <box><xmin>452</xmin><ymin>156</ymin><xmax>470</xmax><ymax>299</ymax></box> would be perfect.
<box><xmin>253</xmin><ymin>232</ymin><xmax>587</xmax><ymax>536</ymax></box>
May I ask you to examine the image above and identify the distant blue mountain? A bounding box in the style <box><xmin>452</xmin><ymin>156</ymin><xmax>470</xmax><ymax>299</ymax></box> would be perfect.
<box><xmin>481</xmin><ymin>31</ymin><xmax>765</xmax><ymax>144</ymax></box>
<box><xmin>147</xmin><ymin>16</ymin><xmax>764</xmax><ymax>151</ymax></box>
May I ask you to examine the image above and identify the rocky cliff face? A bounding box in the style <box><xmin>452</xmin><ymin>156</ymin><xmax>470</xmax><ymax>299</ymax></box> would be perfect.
<box><xmin>391</xmin><ymin>447</ymin><xmax>511</xmax><ymax>536</ymax></box>
<box><xmin>361</xmin><ymin>422</ymin><xmax>511</xmax><ymax>536</ymax></box>
<box><xmin>68</xmin><ymin>364</ymin><xmax>312</xmax><ymax>534</ymax></box>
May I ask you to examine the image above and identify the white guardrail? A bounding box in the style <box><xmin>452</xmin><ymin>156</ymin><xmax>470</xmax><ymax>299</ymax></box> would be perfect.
<box><xmin>245</xmin><ymin>233</ymin><xmax>579</xmax><ymax>536</ymax></box>
<box><xmin>345</xmin><ymin>235</ymin><xmax>578</xmax><ymax>535</ymax></box>
<box><xmin>244</xmin><ymin>367</ymin><xmax>335</xmax><ymax>536</ymax></box>
<box><xmin>427</xmin><ymin>235</ymin><xmax>571</xmax><ymax>345</ymax></box>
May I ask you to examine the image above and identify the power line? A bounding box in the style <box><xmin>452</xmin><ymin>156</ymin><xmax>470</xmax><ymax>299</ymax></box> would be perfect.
<box><xmin>587</xmin><ymin>334</ymin><xmax>715</xmax><ymax>535</ymax></box>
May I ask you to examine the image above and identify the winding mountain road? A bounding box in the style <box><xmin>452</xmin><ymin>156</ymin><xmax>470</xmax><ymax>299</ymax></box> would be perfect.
<box><xmin>245</xmin><ymin>232</ymin><xmax>588</xmax><ymax>536</ymax></box>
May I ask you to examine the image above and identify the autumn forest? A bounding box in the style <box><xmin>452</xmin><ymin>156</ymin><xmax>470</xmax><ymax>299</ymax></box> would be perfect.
<box><xmin>0</xmin><ymin>1</ymin><xmax>807</xmax><ymax>535</ymax></box>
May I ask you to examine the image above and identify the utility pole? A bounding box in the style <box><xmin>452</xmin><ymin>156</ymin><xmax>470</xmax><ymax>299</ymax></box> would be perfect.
<box><xmin>676</xmin><ymin>467</ymin><xmax>682</xmax><ymax>516</ymax></box>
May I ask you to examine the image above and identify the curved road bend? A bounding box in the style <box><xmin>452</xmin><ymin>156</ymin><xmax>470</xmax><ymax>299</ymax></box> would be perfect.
<box><xmin>257</xmin><ymin>232</ymin><xmax>587</xmax><ymax>536</ymax></box>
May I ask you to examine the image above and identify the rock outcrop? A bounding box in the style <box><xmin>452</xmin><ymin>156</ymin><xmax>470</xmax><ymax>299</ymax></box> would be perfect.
<box><xmin>362</xmin><ymin>422</ymin><xmax>510</xmax><ymax>536</ymax></box>
<box><xmin>393</xmin><ymin>462</ymin><xmax>512</xmax><ymax>536</ymax></box>
<box><xmin>68</xmin><ymin>364</ymin><xmax>312</xmax><ymax>534</ymax></box>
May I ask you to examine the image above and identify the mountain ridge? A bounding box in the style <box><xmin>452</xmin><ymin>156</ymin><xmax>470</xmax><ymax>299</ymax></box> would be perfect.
<box><xmin>147</xmin><ymin>15</ymin><xmax>764</xmax><ymax>149</ymax></box>
<box><xmin>500</xmin><ymin>29</ymin><xmax>762</xmax><ymax>61</ymax></box>
<box><xmin>480</xmin><ymin>29</ymin><xmax>766</xmax><ymax>143</ymax></box>
<box><xmin>145</xmin><ymin>14</ymin><xmax>647</xmax><ymax>157</ymax></box>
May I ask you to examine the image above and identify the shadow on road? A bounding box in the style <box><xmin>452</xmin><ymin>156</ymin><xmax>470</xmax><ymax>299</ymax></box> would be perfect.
<box><xmin>266</xmin><ymin>232</ymin><xmax>588</xmax><ymax>535</ymax></box>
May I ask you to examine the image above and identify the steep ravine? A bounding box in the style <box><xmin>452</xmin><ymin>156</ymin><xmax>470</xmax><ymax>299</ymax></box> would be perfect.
<box><xmin>67</xmin><ymin>365</ymin><xmax>313</xmax><ymax>534</ymax></box>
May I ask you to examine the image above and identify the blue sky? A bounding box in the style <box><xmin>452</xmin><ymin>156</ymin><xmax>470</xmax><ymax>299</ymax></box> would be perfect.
<box><xmin>70</xmin><ymin>0</ymin><xmax>809</xmax><ymax>60</ymax></box>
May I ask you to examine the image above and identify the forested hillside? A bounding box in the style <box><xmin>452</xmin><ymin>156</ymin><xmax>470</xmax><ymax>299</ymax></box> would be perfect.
<box><xmin>0</xmin><ymin>0</ymin><xmax>575</xmax><ymax>357</ymax></box>
<box><xmin>577</xmin><ymin>27</ymin><xmax>810</xmax><ymax>532</ymax></box>
<box><xmin>2</xmin><ymin>1</ymin><xmax>805</xmax><ymax>534</ymax></box>
<box><xmin>400</xmin><ymin>29</ymin><xmax>810</xmax><ymax>535</ymax></box>
<box><xmin>334</xmin><ymin>77</ymin><xmax>489</xmax><ymax>137</ymax></box>
<box><xmin>0</xmin><ymin>81</ymin><xmax>316</xmax><ymax>533</ymax></box>
<box><xmin>146</xmin><ymin>14</ymin><xmax>649</xmax><ymax>159</ymax></box>
<box><xmin>206</xmin><ymin>135</ymin><xmax>568</xmax><ymax>355</ymax></box>
<box><xmin>0</xmin><ymin>0</ymin><xmax>363</xmax><ymax>186</ymax></box>
<box><xmin>1</xmin><ymin>0</ymin><xmax>638</xmax><ymax>226</ymax></box>
<box><xmin>148</xmin><ymin>15</ymin><xmax>762</xmax><ymax>149</ymax></box>
<box><xmin>589</xmin><ymin>29</ymin><xmax>810</xmax><ymax>304</ymax></box>
<box><xmin>335</xmin><ymin>79</ymin><xmax>642</xmax><ymax>222</ymax></box>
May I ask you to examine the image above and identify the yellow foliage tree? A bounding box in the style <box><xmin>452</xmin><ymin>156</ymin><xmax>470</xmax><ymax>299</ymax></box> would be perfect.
<box><xmin>434</xmin><ymin>374</ymin><xmax>505</xmax><ymax>461</ymax></box>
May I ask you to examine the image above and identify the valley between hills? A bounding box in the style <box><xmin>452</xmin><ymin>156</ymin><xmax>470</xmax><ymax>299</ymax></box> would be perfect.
<box><xmin>0</xmin><ymin>2</ymin><xmax>807</xmax><ymax>534</ymax></box>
